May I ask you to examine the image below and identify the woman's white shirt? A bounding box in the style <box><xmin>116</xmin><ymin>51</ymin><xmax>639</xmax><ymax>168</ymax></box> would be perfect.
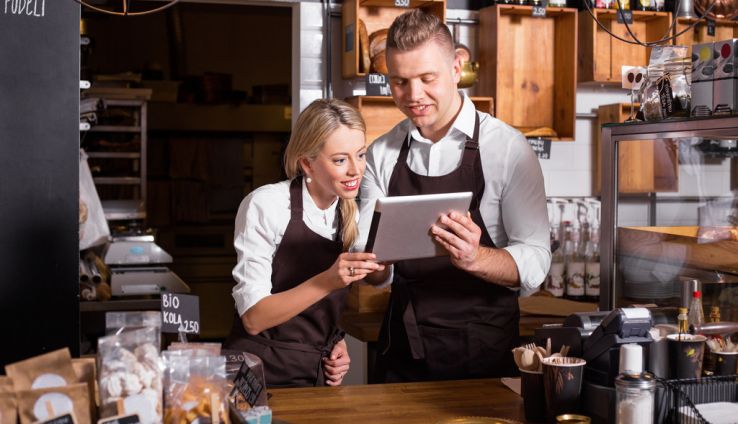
<box><xmin>231</xmin><ymin>179</ymin><xmax>340</xmax><ymax>316</ymax></box>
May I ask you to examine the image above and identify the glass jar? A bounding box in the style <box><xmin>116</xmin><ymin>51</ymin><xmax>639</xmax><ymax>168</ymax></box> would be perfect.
<box><xmin>615</xmin><ymin>373</ymin><xmax>656</xmax><ymax>424</ymax></box>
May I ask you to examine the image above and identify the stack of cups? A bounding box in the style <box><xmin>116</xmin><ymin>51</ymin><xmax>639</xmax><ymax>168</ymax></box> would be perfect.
<box><xmin>615</xmin><ymin>344</ymin><xmax>656</xmax><ymax>424</ymax></box>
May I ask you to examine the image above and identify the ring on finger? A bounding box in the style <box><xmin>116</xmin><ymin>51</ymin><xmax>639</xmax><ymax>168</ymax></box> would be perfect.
<box><xmin>348</xmin><ymin>266</ymin><xmax>355</xmax><ymax>276</ymax></box>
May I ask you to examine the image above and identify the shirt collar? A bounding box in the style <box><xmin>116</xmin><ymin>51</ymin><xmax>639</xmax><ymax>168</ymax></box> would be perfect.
<box><xmin>407</xmin><ymin>91</ymin><xmax>476</xmax><ymax>145</ymax></box>
<box><xmin>301</xmin><ymin>177</ymin><xmax>338</xmax><ymax>214</ymax></box>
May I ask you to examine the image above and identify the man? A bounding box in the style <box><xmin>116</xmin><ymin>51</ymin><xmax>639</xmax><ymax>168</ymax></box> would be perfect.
<box><xmin>360</xmin><ymin>9</ymin><xmax>551</xmax><ymax>382</ymax></box>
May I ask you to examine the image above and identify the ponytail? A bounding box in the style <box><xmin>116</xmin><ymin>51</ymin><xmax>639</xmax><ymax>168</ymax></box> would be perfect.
<box><xmin>339</xmin><ymin>198</ymin><xmax>359</xmax><ymax>251</ymax></box>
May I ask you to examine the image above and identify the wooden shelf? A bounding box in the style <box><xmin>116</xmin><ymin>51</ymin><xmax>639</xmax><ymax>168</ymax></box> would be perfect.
<box><xmin>594</xmin><ymin>103</ymin><xmax>678</xmax><ymax>194</ymax></box>
<box><xmin>345</xmin><ymin>95</ymin><xmax>494</xmax><ymax>144</ymax></box>
<box><xmin>479</xmin><ymin>5</ymin><xmax>577</xmax><ymax>141</ymax></box>
<box><xmin>341</xmin><ymin>0</ymin><xmax>445</xmax><ymax>79</ymax></box>
<box><xmin>674</xmin><ymin>17</ymin><xmax>738</xmax><ymax>55</ymax></box>
<box><xmin>148</xmin><ymin>103</ymin><xmax>291</xmax><ymax>132</ymax></box>
<box><xmin>88</xmin><ymin>125</ymin><xmax>141</xmax><ymax>133</ymax></box>
<box><xmin>579</xmin><ymin>10</ymin><xmax>671</xmax><ymax>84</ymax></box>
<box><xmin>93</xmin><ymin>176</ymin><xmax>142</xmax><ymax>185</ymax></box>
<box><xmin>86</xmin><ymin>152</ymin><xmax>141</xmax><ymax>159</ymax></box>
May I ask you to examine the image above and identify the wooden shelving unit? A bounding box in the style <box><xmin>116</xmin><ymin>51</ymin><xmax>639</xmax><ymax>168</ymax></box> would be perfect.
<box><xmin>345</xmin><ymin>95</ymin><xmax>494</xmax><ymax>144</ymax></box>
<box><xmin>579</xmin><ymin>9</ymin><xmax>671</xmax><ymax>84</ymax></box>
<box><xmin>147</xmin><ymin>103</ymin><xmax>291</xmax><ymax>133</ymax></box>
<box><xmin>341</xmin><ymin>0</ymin><xmax>446</xmax><ymax>79</ymax></box>
<box><xmin>594</xmin><ymin>103</ymin><xmax>678</xmax><ymax>194</ymax></box>
<box><xmin>478</xmin><ymin>5</ymin><xmax>577</xmax><ymax>141</ymax></box>
<box><xmin>673</xmin><ymin>17</ymin><xmax>738</xmax><ymax>55</ymax></box>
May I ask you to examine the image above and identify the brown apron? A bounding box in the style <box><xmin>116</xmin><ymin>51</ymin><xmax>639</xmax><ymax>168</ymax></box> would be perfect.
<box><xmin>375</xmin><ymin>113</ymin><xmax>519</xmax><ymax>382</ymax></box>
<box><xmin>225</xmin><ymin>177</ymin><xmax>348</xmax><ymax>388</ymax></box>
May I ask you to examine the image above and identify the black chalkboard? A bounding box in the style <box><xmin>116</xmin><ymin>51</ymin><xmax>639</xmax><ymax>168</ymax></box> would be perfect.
<box><xmin>0</xmin><ymin>1</ymin><xmax>80</xmax><ymax>366</ymax></box>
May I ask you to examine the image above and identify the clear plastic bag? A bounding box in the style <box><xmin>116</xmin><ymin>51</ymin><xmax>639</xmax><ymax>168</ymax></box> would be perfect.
<box><xmin>79</xmin><ymin>149</ymin><xmax>110</xmax><ymax>250</ymax></box>
<box><xmin>162</xmin><ymin>351</ymin><xmax>229</xmax><ymax>424</ymax></box>
<box><xmin>97</xmin><ymin>327</ymin><xmax>163</xmax><ymax>424</ymax></box>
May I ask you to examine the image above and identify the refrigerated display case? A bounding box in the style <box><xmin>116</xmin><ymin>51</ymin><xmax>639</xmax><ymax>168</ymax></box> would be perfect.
<box><xmin>600</xmin><ymin>115</ymin><xmax>738</xmax><ymax>320</ymax></box>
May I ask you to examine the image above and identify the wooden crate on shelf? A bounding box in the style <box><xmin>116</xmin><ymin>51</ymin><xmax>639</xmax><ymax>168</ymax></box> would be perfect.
<box><xmin>673</xmin><ymin>17</ymin><xmax>738</xmax><ymax>55</ymax></box>
<box><xmin>478</xmin><ymin>5</ymin><xmax>577</xmax><ymax>141</ymax></box>
<box><xmin>346</xmin><ymin>95</ymin><xmax>494</xmax><ymax>144</ymax></box>
<box><xmin>594</xmin><ymin>103</ymin><xmax>679</xmax><ymax>194</ymax></box>
<box><xmin>342</xmin><ymin>0</ymin><xmax>446</xmax><ymax>79</ymax></box>
<box><xmin>579</xmin><ymin>9</ymin><xmax>671</xmax><ymax>84</ymax></box>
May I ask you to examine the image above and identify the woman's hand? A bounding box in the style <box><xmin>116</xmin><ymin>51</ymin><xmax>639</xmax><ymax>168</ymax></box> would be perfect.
<box><xmin>323</xmin><ymin>339</ymin><xmax>350</xmax><ymax>386</ymax></box>
<box><xmin>322</xmin><ymin>252</ymin><xmax>385</xmax><ymax>291</ymax></box>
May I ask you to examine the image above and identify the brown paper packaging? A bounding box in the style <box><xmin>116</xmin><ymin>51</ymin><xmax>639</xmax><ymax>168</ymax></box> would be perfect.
<box><xmin>5</xmin><ymin>349</ymin><xmax>78</xmax><ymax>391</ymax></box>
<box><xmin>16</xmin><ymin>383</ymin><xmax>90</xmax><ymax>424</ymax></box>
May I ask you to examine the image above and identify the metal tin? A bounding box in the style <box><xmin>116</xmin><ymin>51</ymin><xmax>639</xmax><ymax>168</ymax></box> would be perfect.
<box><xmin>556</xmin><ymin>415</ymin><xmax>591</xmax><ymax>424</ymax></box>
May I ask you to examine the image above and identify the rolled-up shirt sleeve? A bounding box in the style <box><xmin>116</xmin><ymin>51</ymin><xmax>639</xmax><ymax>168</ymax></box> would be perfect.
<box><xmin>231</xmin><ymin>191</ymin><xmax>280</xmax><ymax>316</ymax></box>
<box><xmin>500</xmin><ymin>134</ymin><xmax>552</xmax><ymax>291</ymax></box>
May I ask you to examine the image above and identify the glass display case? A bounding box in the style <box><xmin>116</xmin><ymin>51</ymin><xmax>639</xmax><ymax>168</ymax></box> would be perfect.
<box><xmin>600</xmin><ymin>115</ymin><xmax>738</xmax><ymax>320</ymax></box>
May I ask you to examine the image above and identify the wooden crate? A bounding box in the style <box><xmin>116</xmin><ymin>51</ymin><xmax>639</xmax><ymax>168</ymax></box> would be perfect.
<box><xmin>342</xmin><ymin>0</ymin><xmax>446</xmax><ymax>79</ymax></box>
<box><xmin>673</xmin><ymin>17</ymin><xmax>738</xmax><ymax>56</ymax></box>
<box><xmin>579</xmin><ymin>10</ymin><xmax>671</xmax><ymax>84</ymax></box>
<box><xmin>346</xmin><ymin>95</ymin><xmax>494</xmax><ymax>144</ymax></box>
<box><xmin>478</xmin><ymin>5</ymin><xmax>577</xmax><ymax>141</ymax></box>
<box><xmin>594</xmin><ymin>103</ymin><xmax>679</xmax><ymax>194</ymax></box>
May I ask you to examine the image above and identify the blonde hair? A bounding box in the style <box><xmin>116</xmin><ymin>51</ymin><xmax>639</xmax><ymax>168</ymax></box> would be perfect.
<box><xmin>387</xmin><ymin>9</ymin><xmax>455</xmax><ymax>61</ymax></box>
<box><xmin>284</xmin><ymin>98</ymin><xmax>366</xmax><ymax>251</ymax></box>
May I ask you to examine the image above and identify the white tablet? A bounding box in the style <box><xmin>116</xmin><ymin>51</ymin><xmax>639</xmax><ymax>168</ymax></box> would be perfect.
<box><xmin>364</xmin><ymin>192</ymin><xmax>473</xmax><ymax>262</ymax></box>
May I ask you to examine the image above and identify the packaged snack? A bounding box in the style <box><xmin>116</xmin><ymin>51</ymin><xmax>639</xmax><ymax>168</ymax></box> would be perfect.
<box><xmin>105</xmin><ymin>311</ymin><xmax>162</xmax><ymax>349</ymax></box>
<box><xmin>98</xmin><ymin>327</ymin><xmax>162</xmax><ymax>424</ymax></box>
<box><xmin>0</xmin><ymin>376</ymin><xmax>17</xmax><ymax>424</ymax></box>
<box><xmin>167</xmin><ymin>342</ymin><xmax>221</xmax><ymax>356</ymax></box>
<box><xmin>241</xmin><ymin>406</ymin><xmax>272</xmax><ymax>424</ymax></box>
<box><xmin>16</xmin><ymin>383</ymin><xmax>90</xmax><ymax>424</ymax></box>
<box><xmin>72</xmin><ymin>357</ymin><xmax>98</xmax><ymax>421</ymax></box>
<box><xmin>5</xmin><ymin>348</ymin><xmax>78</xmax><ymax>391</ymax></box>
<box><xmin>221</xmin><ymin>350</ymin><xmax>267</xmax><ymax>411</ymax></box>
<box><xmin>163</xmin><ymin>352</ymin><xmax>229</xmax><ymax>424</ymax></box>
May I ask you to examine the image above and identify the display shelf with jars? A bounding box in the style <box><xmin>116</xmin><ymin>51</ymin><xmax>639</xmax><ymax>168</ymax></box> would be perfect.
<box><xmin>478</xmin><ymin>4</ymin><xmax>577</xmax><ymax>141</ymax></box>
<box><xmin>673</xmin><ymin>17</ymin><xmax>738</xmax><ymax>56</ymax></box>
<box><xmin>600</xmin><ymin>116</ymin><xmax>738</xmax><ymax>322</ymax></box>
<box><xmin>341</xmin><ymin>0</ymin><xmax>446</xmax><ymax>79</ymax></box>
<box><xmin>578</xmin><ymin>9</ymin><xmax>671</xmax><ymax>84</ymax></box>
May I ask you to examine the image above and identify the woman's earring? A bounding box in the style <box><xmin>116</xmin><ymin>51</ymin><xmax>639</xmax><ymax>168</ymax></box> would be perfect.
<box><xmin>306</xmin><ymin>176</ymin><xmax>312</xmax><ymax>184</ymax></box>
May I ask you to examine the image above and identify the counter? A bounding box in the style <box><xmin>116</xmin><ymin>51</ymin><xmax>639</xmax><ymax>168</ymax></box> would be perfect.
<box><xmin>268</xmin><ymin>378</ymin><xmax>524</xmax><ymax>424</ymax></box>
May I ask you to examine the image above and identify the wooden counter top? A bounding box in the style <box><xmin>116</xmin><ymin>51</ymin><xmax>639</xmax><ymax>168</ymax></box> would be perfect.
<box><xmin>269</xmin><ymin>378</ymin><xmax>524</xmax><ymax>424</ymax></box>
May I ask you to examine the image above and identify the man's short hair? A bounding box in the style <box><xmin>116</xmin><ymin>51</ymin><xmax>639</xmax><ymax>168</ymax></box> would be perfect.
<box><xmin>386</xmin><ymin>9</ymin><xmax>455</xmax><ymax>60</ymax></box>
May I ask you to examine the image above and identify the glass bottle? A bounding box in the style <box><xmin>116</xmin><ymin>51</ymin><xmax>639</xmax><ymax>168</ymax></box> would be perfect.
<box><xmin>688</xmin><ymin>291</ymin><xmax>705</xmax><ymax>334</ymax></box>
<box><xmin>677</xmin><ymin>307</ymin><xmax>689</xmax><ymax>336</ymax></box>
<box><xmin>565</xmin><ymin>224</ymin><xmax>586</xmax><ymax>301</ymax></box>
<box><xmin>634</xmin><ymin>0</ymin><xmax>653</xmax><ymax>11</ymax></box>
<box><xmin>585</xmin><ymin>226</ymin><xmax>600</xmax><ymax>303</ymax></box>
<box><xmin>545</xmin><ymin>226</ymin><xmax>565</xmax><ymax>298</ymax></box>
<box><xmin>612</xmin><ymin>0</ymin><xmax>630</xmax><ymax>9</ymax></box>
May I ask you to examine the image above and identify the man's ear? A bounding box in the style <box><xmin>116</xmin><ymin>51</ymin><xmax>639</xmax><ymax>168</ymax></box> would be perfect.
<box><xmin>452</xmin><ymin>55</ymin><xmax>462</xmax><ymax>84</ymax></box>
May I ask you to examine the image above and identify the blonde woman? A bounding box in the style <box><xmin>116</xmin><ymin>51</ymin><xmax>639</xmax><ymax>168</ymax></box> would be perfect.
<box><xmin>225</xmin><ymin>99</ymin><xmax>384</xmax><ymax>388</ymax></box>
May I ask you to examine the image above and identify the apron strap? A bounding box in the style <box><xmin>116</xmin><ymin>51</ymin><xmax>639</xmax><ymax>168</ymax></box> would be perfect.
<box><xmin>392</xmin><ymin>278</ymin><xmax>426</xmax><ymax>360</ymax></box>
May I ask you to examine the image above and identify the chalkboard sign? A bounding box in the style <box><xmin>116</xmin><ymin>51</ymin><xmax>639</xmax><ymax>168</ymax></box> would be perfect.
<box><xmin>527</xmin><ymin>137</ymin><xmax>552</xmax><ymax>160</ymax></box>
<box><xmin>616</xmin><ymin>9</ymin><xmax>633</xmax><ymax>25</ymax></box>
<box><xmin>161</xmin><ymin>293</ymin><xmax>200</xmax><ymax>334</ymax></box>
<box><xmin>39</xmin><ymin>414</ymin><xmax>76</xmax><ymax>424</ymax></box>
<box><xmin>98</xmin><ymin>414</ymin><xmax>141</xmax><ymax>424</ymax></box>
<box><xmin>365</xmin><ymin>73</ymin><xmax>391</xmax><ymax>96</ymax></box>
<box><xmin>233</xmin><ymin>360</ymin><xmax>265</xmax><ymax>407</ymax></box>
<box><xmin>0</xmin><ymin>0</ymin><xmax>80</xmax><ymax>367</ymax></box>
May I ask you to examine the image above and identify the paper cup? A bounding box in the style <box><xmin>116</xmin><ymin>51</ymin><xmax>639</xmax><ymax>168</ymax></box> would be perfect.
<box><xmin>667</xmin><ymin>334</ymin><xmax>706</xmax><ymax>379</ymax></box>
<box><xmin>712</xmin><ymin>351</ymin><xmax>738</xmax><ymax>376</ymax></box>
<box><xmin>542</xmin><ymin>357</ymin><xmax>587</xmax><ymax>421</ymax></box>
<box><xmin>520</xmin><ymin>368</ymin><xmax>546</xmax><ymax>423</ymax></box>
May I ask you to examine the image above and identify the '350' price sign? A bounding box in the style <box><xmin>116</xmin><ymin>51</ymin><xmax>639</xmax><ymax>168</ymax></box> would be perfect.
<box><xmin>394</xmin><ymin>0</ymin><xmax>410</xmax><ymax>7</ymax></box>
<box><xmin>161</xmin><ymin>293</ymin><xmax>200</xmax><ymax>334</ymax></box>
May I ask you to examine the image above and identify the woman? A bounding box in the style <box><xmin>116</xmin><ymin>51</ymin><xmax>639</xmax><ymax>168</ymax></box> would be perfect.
<box><xmin>225</xmin><ymin>99</ymin><xmax>384</xmax><ymax>387</ymax></box>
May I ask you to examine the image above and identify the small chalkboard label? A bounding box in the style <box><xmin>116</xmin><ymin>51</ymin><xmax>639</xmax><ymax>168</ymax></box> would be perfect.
<box><xmin>97</xmin><ymin>414</ymin><xmax>141</xmax><ymax>424</ymax></box>
<box><xmin>616</xmin><ymin>9</ymin><xmax>633</xmax><ymax>25</ymax></box>
<box><xmin>365</xmin><ymin>73</ymin><xmax>391</xmax><ymax>96</ymax></box>
<box><xmin>233</xmin><ymin>360</ymin><xmax>264</xmax><ymax>407</ymax></box>
<box><xmin>345</xmin><ymin>23</ymin><xmax>354</xmax><ymax>53</ymax></box>
<box><xmin>527</xmin><ymin>137</ymin><xmax>552</xmax><ymax>160</ymax></box>
<box><xmin>37</xmin><ymin>414</ymin><xmax>75</xmax><ymax>424</ymax></box>
<box><xmin>532</xmin><ymin>5</ymin><xmax>546</xmax><ymax>17</ymax></box>
<box><xmin>707</xmin><ymin>19</ymin><xmax>716</xmax><ymax>37</ymax></box>
<box><xmin>161</xmin><ymin>293</ymin><xmax>200</xmax><ymax>334</ymax></box>
<box><xmin>394</xmin><ymin>0</ymin><xmax>410</xmax><ymax>7</ymax></box>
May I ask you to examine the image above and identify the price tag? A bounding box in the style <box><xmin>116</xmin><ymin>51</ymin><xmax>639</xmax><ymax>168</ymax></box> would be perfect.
<box><xmin>161</xmin><ymin>293</ymin><xmax>200</xmax><ymax>334</ymax></box>
<box><xmin>394</xmin><ymin>0</ymin><xmax>410</xmax><ymax>7</ymax></box>
<box><xmin>532</xmin><ymin>5</ymin><xmax>546</xmax><ymax>17</ymax></box>
<box><xmin>365</xmin><ymin>73</ymin><xmax>391</xmax><ymax>96</ymax></box>
<box><xmin>707</xmin><ymin>19</ymin><xmax>716</xmax><ymax>37</ymax></box>
<box><xmin>233</xmin><ymin>360</ymin><xmax>265</xmax><ymax>407</ymax></box>
<box><xmin>97</xmin><ymin>414</ymin><xmax>141</xmax><ymax>424</ymax></box>
<box><xmin>616</xmin><ymin>9</ymin><xmax>633</xmax><ymax>25</ymax></box>
<box><xmin>38</xmin><ymin>414</ymin><xmax>76</xmax><ymax>424</ymax></box>
<box><xmin>527</xmin><ymin>137</ymin><xmax>552</xmax><ymax>160</ymax></box>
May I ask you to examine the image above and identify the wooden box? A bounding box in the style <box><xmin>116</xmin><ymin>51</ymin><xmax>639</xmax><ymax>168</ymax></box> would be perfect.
<box><xmin>579</xmin><ymin>10</ymin><xmax>671</xmax><ymax>84</ymax></box>
<box><xmin>345</xmin><ymin>281</ymin><xmax>390</xmax><ymax>313</ymax></box>
<box><xmin>346</xmin><ymin>95</ymin><xmax>494</xmax><ymax>144</ymax></box>
<box><xmin>594</xmin><ymin>103</ymin><xmax>679</xmax><ymax>194</ymax></box>
<box><xmin>673</xmin><ymin>17</ymin><xmax>738</xmax><ymax>55</ymax></box>
<box><xmin>342</xmin><ymin>0</ymin><xmax>446</xmax><ymax>79</ymax></box>
<box><xmin>478</xmin><ymin>5</ymin><xmax>577</xmax><ymax>141</ymax></box>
